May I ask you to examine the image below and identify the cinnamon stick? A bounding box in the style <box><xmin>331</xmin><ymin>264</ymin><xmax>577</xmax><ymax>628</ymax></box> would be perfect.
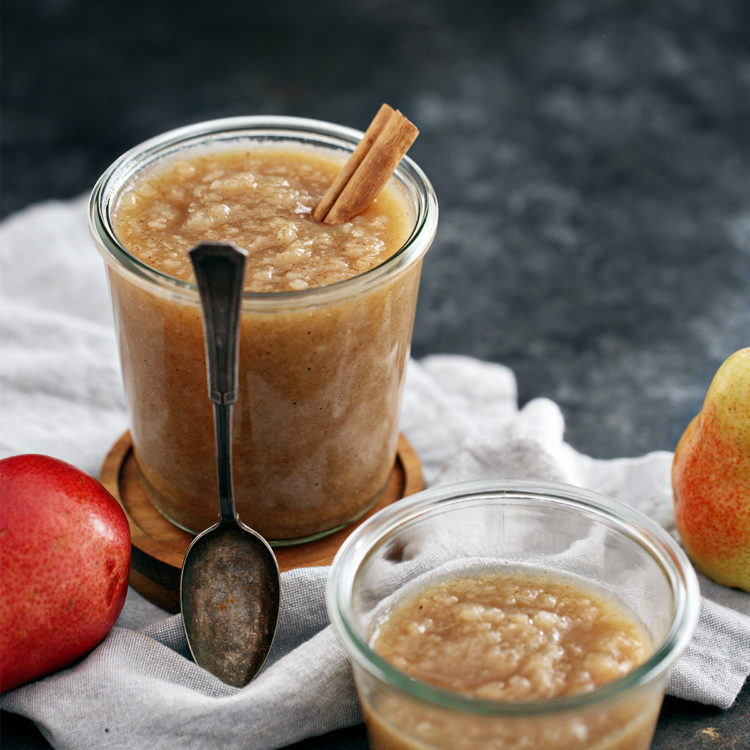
<box><xmin>313</xmin><ymin>104</ymin><xmax>419</xmax><ymax>225</ymax></box>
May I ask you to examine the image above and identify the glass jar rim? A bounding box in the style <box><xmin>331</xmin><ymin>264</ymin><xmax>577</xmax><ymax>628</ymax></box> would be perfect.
<box><xmin>327</xmin><ymin>478</ymin><xmax>700</xmax><ymax>717</ymax></box>
<box><xmin>88</xmin><ymin>115</ymin><xmax>438</xmax><ymax>311</ymax></box>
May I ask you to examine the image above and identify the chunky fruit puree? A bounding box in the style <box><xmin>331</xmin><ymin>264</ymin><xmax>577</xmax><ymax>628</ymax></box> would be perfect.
<box><xmin>365</xmin><ymin>570</ymin><xmax>659</xmax><ymax>749</ymax></box>
<box><xmin>108</xmin><ymin>142</ymin><xmax>421</xmax><ymax>540</ymax></box>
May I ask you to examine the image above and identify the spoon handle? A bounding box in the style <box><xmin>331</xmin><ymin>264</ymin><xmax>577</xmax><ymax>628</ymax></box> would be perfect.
<box><xmin>190</xmin><ymin>243</ymin><xmax>248</xmax><ymax>524</ymax></box>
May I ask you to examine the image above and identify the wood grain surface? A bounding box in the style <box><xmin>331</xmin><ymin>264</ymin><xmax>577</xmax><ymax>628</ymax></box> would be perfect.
<box><xmin>100</xmin><ymin>431</ymin><xmax>423</xmax><ymax>612</ymax></box>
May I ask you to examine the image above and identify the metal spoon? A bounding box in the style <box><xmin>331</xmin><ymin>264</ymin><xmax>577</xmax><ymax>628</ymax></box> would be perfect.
<box><xmin>180</xmin><ymin>242</ymin><xmax>280</xmax><ymax>688</ymax></box>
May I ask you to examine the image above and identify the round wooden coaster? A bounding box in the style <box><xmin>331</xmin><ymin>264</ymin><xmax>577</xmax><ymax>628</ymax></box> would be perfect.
<box><xmin>100</xmin><ymin>431</ymin><xmax>423</xmax><ymax>613</ymax></box>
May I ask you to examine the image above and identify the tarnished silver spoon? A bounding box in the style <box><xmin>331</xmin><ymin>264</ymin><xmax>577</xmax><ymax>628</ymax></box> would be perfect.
<box><xmin>180</xmin><ymin>242</ymin><xmax>280</xmax><ymax>688</ymax></box>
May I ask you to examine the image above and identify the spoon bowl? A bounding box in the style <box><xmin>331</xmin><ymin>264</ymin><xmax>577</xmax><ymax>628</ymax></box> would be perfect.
<box><xmin>180</xmin><ymin>242</ymin><xmax>281</xmax><ymax>687</ymax></box>
<box><xmin>181</xmin><ymin>520</ymin><xmax>279</xmax><ymax>686</ymax></box>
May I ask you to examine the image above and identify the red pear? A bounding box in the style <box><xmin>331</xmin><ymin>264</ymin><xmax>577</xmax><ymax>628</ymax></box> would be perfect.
<box><xmin>672</xmin><ymin>348</ymin><xmax>750</xmax><ymax>591</ymax></box>
<box><xmin>0</xmin><ymin>454</ymin><xmax>131</xmax><ymax>692</ymax></box>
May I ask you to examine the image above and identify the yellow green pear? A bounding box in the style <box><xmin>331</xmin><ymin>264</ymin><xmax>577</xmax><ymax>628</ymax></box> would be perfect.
<box><xmin>672</xmin><ymin>347</ymin><xmax>750</xmax><ymax>590</ymax></box>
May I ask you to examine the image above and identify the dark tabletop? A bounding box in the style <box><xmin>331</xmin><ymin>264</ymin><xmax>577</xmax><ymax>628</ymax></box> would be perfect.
<box><xmin>2</xmin><ymin>0</ymin><xmax>748</xmax><ymax>747</ymax></box>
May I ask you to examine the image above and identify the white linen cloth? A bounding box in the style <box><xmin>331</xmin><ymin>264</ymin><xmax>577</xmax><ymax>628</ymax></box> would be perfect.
<box><xmin>1</xmin><ymin>197</ymin><xmax>748</xmax><ymax>750</ymax></box>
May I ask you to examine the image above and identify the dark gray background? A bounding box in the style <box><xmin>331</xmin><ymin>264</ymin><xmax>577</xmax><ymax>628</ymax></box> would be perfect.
<box><xmin>2</xmin><ymin>0</ymin><xmax>748</xmax><ymax>747</ymax></box>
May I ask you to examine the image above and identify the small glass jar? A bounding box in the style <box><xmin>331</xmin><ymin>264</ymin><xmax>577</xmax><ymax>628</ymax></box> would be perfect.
<box><xmin>327</xmin><ymin>479</ymin><xmax>699</xmax><ymax>750</ymax></box>
<box><xmin>89</xmin><ymin>116</ymin><xmax>437</xmax><ymax>543</ymax></box>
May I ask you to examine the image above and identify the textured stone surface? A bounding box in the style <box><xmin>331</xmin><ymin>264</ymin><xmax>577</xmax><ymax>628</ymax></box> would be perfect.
<box><xmin>3</xmin><ymin>0</ymin><xmax>748</xmax><ymax>463</ymax></box>
<box><xmin>2</xmin><ymin>0</ymin><xmax>748</xmax><ymax>747</ymax></box>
